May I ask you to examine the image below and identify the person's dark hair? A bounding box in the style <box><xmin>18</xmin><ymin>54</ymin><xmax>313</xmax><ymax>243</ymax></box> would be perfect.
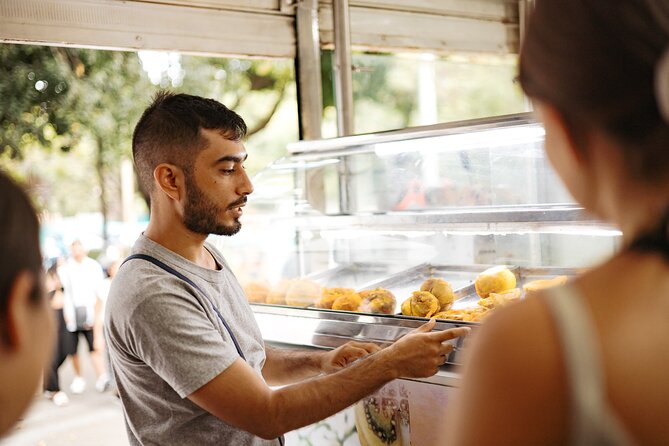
<box><xmin>132</xmin><ymin>90</ymin><xmax>247</xmax><ymax>194</ymax></box>
<box><xmin>519</xmin><ymin>0</ymin><xmax>669</xmax><ymax>183</ymax></box>
<box><xmin>0</xmin><ymin>171</ymin><xmax>43</xmax><ymax>326</ymax></box>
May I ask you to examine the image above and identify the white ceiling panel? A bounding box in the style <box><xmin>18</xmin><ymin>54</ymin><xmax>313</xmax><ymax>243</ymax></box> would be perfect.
<box><xmin>0</xmin><ymin>0</ymin><xmax>296</xmax><ymax>58</ymax></box>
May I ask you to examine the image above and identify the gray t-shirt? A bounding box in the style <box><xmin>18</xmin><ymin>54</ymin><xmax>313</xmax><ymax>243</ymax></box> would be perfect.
<box><xmin>105</xmin><ymin>235</ymin><xmax>277</xmax><ymax>446</ymax></box>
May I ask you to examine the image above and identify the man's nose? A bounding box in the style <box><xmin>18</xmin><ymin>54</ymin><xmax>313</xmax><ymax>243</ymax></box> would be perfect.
<box><xmin>238</xmin><ymin>169</ymin><xmax>254</xmax><ymax>196</ymax></box>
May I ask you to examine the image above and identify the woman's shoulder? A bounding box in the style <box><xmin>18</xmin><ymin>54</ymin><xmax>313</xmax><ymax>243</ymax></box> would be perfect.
<box><xmin>467</xmin><ymin>293</ymin><xmax>562</xmax><ymax>376</ymax></box>
<box><xmin>446</xmin><ymin>292</ymin><xmax>569</xmax><ymax>444</ymax></box>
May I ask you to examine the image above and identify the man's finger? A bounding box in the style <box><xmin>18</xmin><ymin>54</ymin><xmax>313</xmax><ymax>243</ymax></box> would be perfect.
<box><xmin>412</xmin><ymin>318</ymin><xmax>436</xmax><ymax>333</ymax></box>
<box><xmin>357</xmin><ymin>342</ymin><xmax>381</xmax><ymax>353</ymax></box>
<box><xmin>439</xmin><ymin>342</ymin><xmax>456</xmax><ymax>356</ymax></box>
<box><xmin>430</xmin><ymin>326</ymin><xmax>471</xmax><ymax>342</ymax></box>
<box><xmin>340</xmin><ymin>347</ymin><xmax>370</xmax><ymax>363</ymax></box>
<box><xmin>345</xmin><ymin>341</ymin><xmax>381</xmax><ymax>353</ymax></box>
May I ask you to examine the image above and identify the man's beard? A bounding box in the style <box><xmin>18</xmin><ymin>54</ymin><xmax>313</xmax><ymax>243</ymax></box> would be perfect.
<box><xmin>183</xmin><ymin>175</ymin><xmax>242</xmax><ymax>236</ymax></box>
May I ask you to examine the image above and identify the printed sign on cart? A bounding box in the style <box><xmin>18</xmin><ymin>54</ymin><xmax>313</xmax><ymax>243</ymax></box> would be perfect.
<box><xmin>284</xmin><ymin>379</ymin><xmax>456</xmax><ymax>445</ymax></box>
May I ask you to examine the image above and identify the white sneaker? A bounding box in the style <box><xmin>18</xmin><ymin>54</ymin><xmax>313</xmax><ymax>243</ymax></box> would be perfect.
<box><xmin>52</xmin><ymin>391</ymin><xmax>69</xmax><ymax>407</ymax></box>
<box><xmin>95</xmin><ymin>374</ymin><xmax>110</xmax><ymax>393</ymax></box>
<box><xmin>70</xmin><ymin>376</ymin><xmax>86</xmax><ymax>394</ymax></box>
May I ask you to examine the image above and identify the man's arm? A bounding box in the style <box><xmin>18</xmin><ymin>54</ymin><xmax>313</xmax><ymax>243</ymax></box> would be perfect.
<box><xmin>189</xmin><ymin>320</ymin><xmax>469</xmax><ymax>440</ymax></box>
<box><xmin>262</xmin><ymin>342</ymin><xmax>381</xmax><ymax>386</ymax></box>
<box><xmin>93</xmin><ymin>295</ymin><xmax>105</xmax><ymax>352</ymax></box>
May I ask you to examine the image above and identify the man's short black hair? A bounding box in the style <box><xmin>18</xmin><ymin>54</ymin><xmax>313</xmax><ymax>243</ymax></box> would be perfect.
<box><xmin>132</xmin><ymin>91</ymin><xmax>247</xmax><ymax>194</ymax></box>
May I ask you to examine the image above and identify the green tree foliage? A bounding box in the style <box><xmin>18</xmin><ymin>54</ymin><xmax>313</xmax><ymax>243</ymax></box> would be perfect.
<box><xmin>172</xmin><ymin>55</ymin><xmax>298</xmax><ymax>172</ymax></box>
<box><xmin>0</xmin><ymin>45</ymin><xmax>77</xmax><ymax>158</ymax></box>
<box><xmin>0</xmin><ymin>44</ymin><xmax>297</xmax><ymax>244</ymax></box>
<box><xmin>1</xmin><ymin>45</ymin><xmax>155</xmax><ymax>241</ymax></box>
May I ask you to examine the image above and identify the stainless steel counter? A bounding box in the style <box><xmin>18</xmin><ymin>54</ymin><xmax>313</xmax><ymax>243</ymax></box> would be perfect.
<box><xmin>252</xmin><ymin>304</ymin><xmax>470</xmax><ymax>387</ymax></box>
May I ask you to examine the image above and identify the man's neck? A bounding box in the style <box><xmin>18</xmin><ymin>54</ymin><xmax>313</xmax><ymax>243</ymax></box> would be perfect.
<box><xmin>144</xmin><ymin>220</ymin><xmax>217</xmax><ymax>270</ymax></box>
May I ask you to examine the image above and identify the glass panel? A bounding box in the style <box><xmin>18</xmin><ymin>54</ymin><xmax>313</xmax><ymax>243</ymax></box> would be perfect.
<box><xmin>295</xmin><ymin>123</ymin><xmax>574</xmax><ymax>215</ymax></box>
<box><xmin>321</xmin><ymin>51</ymin><xmax>526</xmax><ymax>137</ymax></box>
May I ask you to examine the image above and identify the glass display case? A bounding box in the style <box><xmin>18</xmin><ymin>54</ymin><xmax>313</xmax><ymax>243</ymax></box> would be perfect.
<box><xmin>215</xmin><ymin>111</ymin><xmax>619</xmax><ymax>333</ymax></box>
<box><xmin>212</xmin><ymin>113</ymin><xmax>621</xmax><ymax>444</ymax></box>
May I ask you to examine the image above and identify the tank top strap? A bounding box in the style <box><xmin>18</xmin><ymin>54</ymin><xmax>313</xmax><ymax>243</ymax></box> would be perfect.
<box><xmin>543</xmin><ymin>285</ymin><xmax>634</xmax><ymax>446</ymax></box>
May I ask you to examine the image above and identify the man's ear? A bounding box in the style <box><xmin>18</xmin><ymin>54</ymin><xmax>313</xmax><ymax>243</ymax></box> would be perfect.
<box><xmin>2</xmin><ymin>271</ymin><xmax>34</xmax><ymax>351</ymax></box>
<box><xmin>153</xmin><ymin>163</ymin><xmax>185</xmax><ymax>202</ymax></box>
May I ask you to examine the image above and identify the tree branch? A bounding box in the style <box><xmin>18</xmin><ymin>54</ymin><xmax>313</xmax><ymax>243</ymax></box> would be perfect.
<box><xmin>246</xmin><ymin>82</ymin><xmax>288</xmax><ymax>137</ymax></box>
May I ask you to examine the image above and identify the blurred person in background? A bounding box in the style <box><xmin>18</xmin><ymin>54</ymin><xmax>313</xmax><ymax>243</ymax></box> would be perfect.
<box><xmin>43</xmin><ymin>259</ymin><xmax>76</xmax><ymax>406</ymax></box>
<box><xmin>446</xmin><ymin>1</ymin><xmax>669</xmax><ymax>445</ymax></box>
<box><xmin>58</xmin><ymin>239</ymin><xmax>107</xmax><ymax>393</ymax></box>
<box><xmin>0</xmin><ymin>170</ymin><xmax>54</xmax><ymax>436</ymax></box>
<box><xmin>94</xmin><ymin>257</ymin><xmax>121</xmax><ymax>393</ymax></box>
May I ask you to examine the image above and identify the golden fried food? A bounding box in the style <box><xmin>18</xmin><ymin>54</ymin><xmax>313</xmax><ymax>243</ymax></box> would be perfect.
<box><xmin>478</xmin><ymin>287</ymin><xmax>522</xmax><ymax>308</ymax></box>
<box><xmin>466</xmin><ymin>308</ymin><xmax>490</xmax><ymax>322</ymax></box>
<box><xmin>243</xmin><ymin>282</ymin><xmax>269</xmax><ymax>303</ymax></box>
<box><xmin>420</xmin><ymin>278</ymin><xmax>455</xmax><ymax>311</ymax></box>
<box><xmin>523</xmin><ymin>275</ymin><xmax>569</xmax><ymax>298</ymax></box>
<box><xmin>476</xmin><ymin>297</ymin><xmax>495</xmax><ymax>309</ymax></box>
<box><xmin>400</xmin><ymin>291</ymin><xmax>439</xmax><ymax>318</ymax></box>
<box><xmin>434</xmin><ymin>307</ymin><xmax>489</xmax><ymax>322</ymax></box>
<box><xmin>318</xmin><ymin>287</ymin><xmax>357</xmax><ymax>309</ymax></box>
<box><xmin>358</xmin><ymin>288</ymin><xmax>397</xmax><ymax>314</ymax></box>
<box><xmin>265</xmin><ymin>279</ymin><xmax>290</xmax><ymax>305</ymax></box>
<box><xmin>433</xmin><ymin>310</ymin><xmax>457</xmax><ymax>320</ymax></box>
<box><xmin>332</xmin><ymin>292</ymin><xmax>362</xmax><ymax>311</ymax></box>
<box><xmin>491</xmin><ymin>287</ymin><xmax>522</xmax><ymax>301</ymax></box>
<box><xmin>401</xmin><ymin>298</ymin><xmax>412</xmax><ymax>316</ymax></box>
<box><xmin>475</xmin><ymin>265</ymin><xmax>517</xmax><ymax>298</ymax></box>
<box><xmin>285</xmin><ymin>279</ymin><xmax>322</xmax><ymax>307</ymax></box>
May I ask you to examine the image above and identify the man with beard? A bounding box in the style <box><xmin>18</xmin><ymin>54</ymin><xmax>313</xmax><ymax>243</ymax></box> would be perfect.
<box><xmin>105</xmin><ymin>91</ymin><xmax>469</xmax><ymax>446</ymax></box>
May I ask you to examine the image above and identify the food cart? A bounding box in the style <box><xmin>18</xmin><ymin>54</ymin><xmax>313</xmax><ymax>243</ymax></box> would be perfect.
<box><xmin>216</xmin><ymin>113</ymin><xmax>619</xmax><ymax>444</ymax></box>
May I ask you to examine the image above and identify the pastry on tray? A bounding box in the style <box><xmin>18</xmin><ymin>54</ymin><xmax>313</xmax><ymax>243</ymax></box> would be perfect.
<box><xmin>478</xmin><ymin>287</ymin><xmax>522</xmax><ymax>308</ymax></box>
<box><xmin>317</xmin><ymin>287</ymin><xmax>357</xmax><ymax>309</ymax></box>
<box><xmin>331</xmin><ymin>291</ymin><xmax>362</xmax><ymax>311</ymax></box>
<box><xmin>475</xmin><ymin>265</ymin><xmax>517</xmax><ymax>298</ymax></box>
<box><xmin>285</xmin><ymin>279</ymin><xmax>322</xmax><ymax>307</ymax></box>
<box><xmin>358</xmin><ymin>288</ymin><xmax>397</xmax><ymax>314</ymax></box>
<box><xmin>523</xmin><ymin>275</ymin><xmax>569</xmax><ymax>298</ymax></box>
<box><xmin>434</xmin><ymin>307</ymin><xmax>489</xmax><ymax>322</ymax></box>
<box><xmin>265</xmin><ymin>279</ymin><xmax>290</xmax><ymax>305</ymax></box>
<box><xmin>420</xmin><ymin>278</ymin><xmax>455</xmax><ymax>311</ymax></box>
<box><xmin>243</xmin><ymin>282</ymin><xmax>270</xmax><ymax>303</ymax></box>
<box><xmin>400</xmin><ymin>291</ymin><xmax>439</xmax><ymax>318</ymax></box>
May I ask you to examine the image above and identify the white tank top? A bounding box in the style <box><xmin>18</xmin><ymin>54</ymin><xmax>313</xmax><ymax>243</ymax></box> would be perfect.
<box><xmin>544</xmin><ymin>285</ymin><xmax>635</xmax><ymax>446</ymax></box>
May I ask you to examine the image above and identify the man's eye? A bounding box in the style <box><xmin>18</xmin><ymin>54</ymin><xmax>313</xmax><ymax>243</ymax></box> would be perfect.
<box><xmin>220</xmin><ymin>168</ymin><xmax>235</xmax><ymax>174</ymax></box>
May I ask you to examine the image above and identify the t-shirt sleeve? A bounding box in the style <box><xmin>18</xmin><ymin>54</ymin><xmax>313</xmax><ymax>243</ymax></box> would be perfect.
<box><xmin>127</xmin><ymin>279</ymin><xmax>240</xmax><ymax>398</ymax></box>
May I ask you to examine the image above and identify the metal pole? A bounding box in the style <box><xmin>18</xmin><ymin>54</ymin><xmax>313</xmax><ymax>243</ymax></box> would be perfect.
<box><xmin>295</xmin><ymin>0</ymin><xmax>323</xmax><ymax>140</ymax></box>
<box><xmin>519</xmin><ymin>0</ymin><xmax>534</xmax><ymax>112</ymax></box>
<box><xmin>519</xmin><ymin>0</ymin><xmax>534</xmax><ymax>49</ymax></box>
<box><xmin>333</xmin><ymin>0</ymin><xmax>354</xmax><ymax>136</ymax></box>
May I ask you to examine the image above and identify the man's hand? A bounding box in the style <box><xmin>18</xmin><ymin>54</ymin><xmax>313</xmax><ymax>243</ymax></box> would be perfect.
<box><xmin>191</xmin><ymin>321</ymin><xmax>468</xmax><ymax>439</ymax></box>
<box><xmin>385</xmin><ymin>319</ymin><xmax>470</xmax><ymax>379</ymax></box>
<box><xmin>321</xmin><ymin>341</ymin><xmax>381</xmax><ymax>373</ymax></box>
